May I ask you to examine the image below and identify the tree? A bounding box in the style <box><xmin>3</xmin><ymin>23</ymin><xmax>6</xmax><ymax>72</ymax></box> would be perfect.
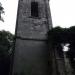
<box><xmin>48</xmin><ymin>26</ymin><xmax>75</xmax><ymax>74</ymax></box>
<box><xmin>0</xmin><ymin>30</ymin><xmax>14</xmax><ymax>75</ymax></box>
<box><xmin>0</xmin><ymin>2</ymin><xmax>4</xmax><ymax>22</ymax></box>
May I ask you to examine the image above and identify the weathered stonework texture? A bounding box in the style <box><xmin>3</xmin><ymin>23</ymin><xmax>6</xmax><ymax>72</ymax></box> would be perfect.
<box><xmin>12</xmin><ymin>0</ymin><xmax>52</xmax><ymax>75</ymax></box>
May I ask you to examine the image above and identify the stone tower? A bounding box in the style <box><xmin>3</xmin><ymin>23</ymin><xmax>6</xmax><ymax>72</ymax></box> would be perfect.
<box><xmin>12</xmin><ymin>0</ymin><xmax>52</xmax><ymax>75</ymax></box>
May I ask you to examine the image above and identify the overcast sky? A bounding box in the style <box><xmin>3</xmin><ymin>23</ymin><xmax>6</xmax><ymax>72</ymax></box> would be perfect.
<box><xmin>0</xmin><ymin>0</ymin><xmax>75</xmax><ymax>34</ymax></box>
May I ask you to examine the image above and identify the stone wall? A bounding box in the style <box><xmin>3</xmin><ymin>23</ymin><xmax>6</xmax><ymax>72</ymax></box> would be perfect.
<box><xmin>11</xmin><ymin>0</ymin><xmax>52</xmax><ymax>75</ymax></box>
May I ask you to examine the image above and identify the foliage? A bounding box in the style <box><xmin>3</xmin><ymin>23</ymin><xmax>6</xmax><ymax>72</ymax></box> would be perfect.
<box><xmin>48</xmin><ymin>26</ymin><xmax>75</xmax><ymax>64</ymax></box>
<box><xmin>0</xmin><ymin>2</ymin><xmax>4</xmax><ymax>22</ymax></box>
<box><xmin>48</xmin><ymin>26</ymin><xmax>75</xmax><ymax>45</ymax></box>
<box><xmin>0</xmin><ymin>30</ymin><xmax>14</xmax><ymax>75</ymax></box>
<box><xmin>48</xmin><ymin>26</ymin><xmax>66</xmax><ymax>45</ymax></box>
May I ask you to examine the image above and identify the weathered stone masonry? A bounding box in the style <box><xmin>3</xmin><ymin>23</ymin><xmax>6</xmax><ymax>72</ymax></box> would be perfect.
<box><xmin>12</xmin><ymin>0</ymin><xmax>52</xmax><ymax>75</ymax></box>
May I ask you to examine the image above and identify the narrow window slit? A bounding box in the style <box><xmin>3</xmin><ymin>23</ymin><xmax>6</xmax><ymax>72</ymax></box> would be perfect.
<box><xmin>31</xmin><ymin>2</ymin><xmax>39</xmax><ymax>17</ymax></box>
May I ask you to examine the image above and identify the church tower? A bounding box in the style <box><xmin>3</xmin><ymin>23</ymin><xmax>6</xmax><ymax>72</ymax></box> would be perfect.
<box><xmin>12</xmin><ymin>0</ymin><xmax>52</xmax><ymax>75</ymax></box>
